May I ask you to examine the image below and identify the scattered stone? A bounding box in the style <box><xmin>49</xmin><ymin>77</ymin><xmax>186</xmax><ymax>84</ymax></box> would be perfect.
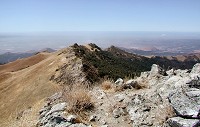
<box><xmin>97</xmin><ymin>90</ymin><xmax>106</xmax><ymax>99</ymax></box>
<box><xmin>115</xmin><ymin>78</ymin><xmax>124</xmax><ymax>85</ymax></box>
<box><xmin>100</xmin><ymin>125</ymin><xmax>108</xmax><ymax>127</ymax></box>
<box><xmin>124</xmin><ymin>80</ymin><xmax>142</xmax><ymax>89</ymax></box>
<box><xmin>115</xmin><ymin>94</ymin><xmax>125</xmax><ymax>102</ymax></box>
<box><xmin>37</xmin><ymin>63</ymin><xmax>200</xmax><ymax>127</ymax></box>
<box><xmin>100</xmin><ymin>120</ymin><xmax>107</xmax><ymax>125</ymax></box>
<box><xmin>89</xmin><ymin>115</ymin><xmax>97</xmax><ymax>122</ymax></box>
<box><xmin>69</xmin><ymin>123</ymin><xmax>88</xmax><ymax>127</ymax></box>
<box><xmin>46</xmin><ymin>102</ymin><xmax>67</xmax><ymax>116</ymax></box>
<box><xmin>66</xmin><ymin>115</ymin><xmax>77</xmax><ymax>123</ymax></box>
<box><xmin>113</xmin><ymin>107</ymin><xmax>126</xmax><ymax>118</ymax></box>
<box><xmin>47</xmin><ymin>92</ymin><xmax>62</xmax><ymax>102</ymax></box>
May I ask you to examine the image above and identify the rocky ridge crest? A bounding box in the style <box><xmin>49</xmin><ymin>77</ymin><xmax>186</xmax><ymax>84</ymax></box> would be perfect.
<box><xmin>37</xmin><ymin>63</ymin><xmax>200</xmax><ymax>127</ymax></box>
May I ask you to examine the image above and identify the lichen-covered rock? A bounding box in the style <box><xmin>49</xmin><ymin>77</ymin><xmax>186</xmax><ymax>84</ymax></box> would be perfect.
<box><xmin>168</xmin><ymin>89</ymin><xmax>200</xmax><ymax>118</ymax></box>
<box><xmin>167</xmin><ymin>117</ymin><xmax>199</xmax><ymax>127</ymax></box>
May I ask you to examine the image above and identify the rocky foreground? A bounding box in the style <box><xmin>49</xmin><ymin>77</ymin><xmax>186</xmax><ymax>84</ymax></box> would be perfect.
<box><xmin>37</xmin><ymin>63</ymin><xmax>200</xmax><ymax>127</ymax></box>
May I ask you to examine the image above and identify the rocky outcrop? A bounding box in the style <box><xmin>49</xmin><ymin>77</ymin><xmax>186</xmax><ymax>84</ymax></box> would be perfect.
<box><xmin>37</xmin><ymin>93</ymin><xmax>90</xmax><ymax>127</ymax></box>
<box><xmin>37</xmin><ymin>63</ymin><xmax>200</xmax><ymax>127</ymax></box>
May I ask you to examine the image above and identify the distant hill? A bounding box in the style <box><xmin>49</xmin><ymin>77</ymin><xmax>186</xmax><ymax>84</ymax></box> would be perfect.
<box><xmin>120</xmin><ymin>47</ymin><xmax>186</xmax><ymax>56</ymax></box>
<box><xmin>0</xmin><ymin>48</ymin><xmax>56</xmax><ymax>64</ymax></box>
<box><xmin>164</xmin><ymin>53</ymin><xmax>200</xmax><ymax>62</ymax></box>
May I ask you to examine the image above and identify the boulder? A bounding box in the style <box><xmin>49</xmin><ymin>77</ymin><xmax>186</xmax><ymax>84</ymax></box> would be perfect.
<box><xmin>191</xmin><ymin>63</ymin><xmax>200</xmax><ymax>74</ymax></box>
<box><xmin>168</xmin><ymin>90</ymin><xmax>200</xmax><ymax>118</ymax></box>
<box><xmin>167</xmin><ymin>117</ymin><xmax>199</xmax><ymax>127</ymax></box>
<box><xmin>149</xmin><ymin>64</ymin><xmax>163</xmax><ymax>77</ymax></box>
<box><xmin>37</xmin><ymin>112</ymin><xmax>70</xmax><ymax>127</ymax></box>
<box><xmin>46</xmin><ymin>102</ymin><xmax>67</xmax><ymax>116</ymax></box>
<box><xmin>124</xmin><ymin>80</ymin><xmax>143</xmax><ymax>89</ymax></box>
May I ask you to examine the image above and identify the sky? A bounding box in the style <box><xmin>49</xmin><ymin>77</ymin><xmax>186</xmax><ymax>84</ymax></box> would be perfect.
<box><xmin>0</xmin><ymin>0</ymin><xmax>200</xmax><ymax>33</ymax></box>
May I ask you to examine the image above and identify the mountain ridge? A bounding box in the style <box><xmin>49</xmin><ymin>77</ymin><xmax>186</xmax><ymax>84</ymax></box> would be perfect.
<box><xmin>0</xmin><ymin>43</ymin><xmax>200</xmax><ymax>126</ymax></box>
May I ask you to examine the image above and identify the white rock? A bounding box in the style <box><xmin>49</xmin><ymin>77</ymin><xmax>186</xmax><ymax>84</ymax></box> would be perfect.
<box><xmin>46</xmin><ymin>102</ymin><xmax>67</xmax><ymax>116</ymax></box>
<box><xmin>66</xmin><ymin>115</ymin><xmax>77</xmax><ymax>122</ymax></box>
<box><xmin>115</xmin><ymin>78</ymin><xmax>124</xmax><ymax>85</ymax></box>
<box><xmin>149</xmin><ymin>64</ymin><xmax>162</xmax><ymax>77</ymax></box>
<box><xmin>167</xmin><ymin>117</ymin><xmax>199</xmax><ymax>127</ymax></box>
<box><xmin>191</xmin><ymin>63</ymin><xmax>200</xmax><ymax>74</ymax></box>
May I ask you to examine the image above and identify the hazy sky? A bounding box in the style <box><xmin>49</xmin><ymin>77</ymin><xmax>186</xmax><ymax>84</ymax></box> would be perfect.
<box><xmin>0</xmin><ymin>0</ymin><xmax>200</xmax><ymax>33</ymax></box>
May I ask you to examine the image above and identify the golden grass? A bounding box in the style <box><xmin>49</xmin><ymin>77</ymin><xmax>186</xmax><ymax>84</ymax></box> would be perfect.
<box><xmin>2</xmin><ymin>100</ymin><xmax>45</xmax><ymax>127</ymax></box>
<box><xmin>63</xmin><ymin>85</ymin><xmax>94</xmax><ymax>118</ymax></box>
<box><xmin>101</xmin><ymin>80</ymin><xmax>113</xmax><ymax>90</ymax></box>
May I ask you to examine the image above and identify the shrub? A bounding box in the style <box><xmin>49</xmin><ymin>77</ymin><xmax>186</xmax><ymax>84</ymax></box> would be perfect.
<box><xmin>101</xmin><ymin>79</ymin><xmax>114</xmax><ymax>90</ymax></box>
<box><xmin>63</xmin><ymin>85</ymin><xmax>94</xmax><ymax>117</ymax></box>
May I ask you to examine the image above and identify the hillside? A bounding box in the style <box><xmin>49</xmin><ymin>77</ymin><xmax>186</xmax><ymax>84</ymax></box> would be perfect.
<box><xmin>0</xmin><ymin>47</ymin><xmax>86</xmax><ymax>126</ymax></box>
<box><xmin>0</xmin><ymin>48</ymin><xmax>55</xmax><ymax>64</ymax></box>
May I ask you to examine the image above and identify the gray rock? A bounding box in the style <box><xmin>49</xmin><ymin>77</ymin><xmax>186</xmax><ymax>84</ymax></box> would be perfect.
<box><xmin>115</xmin><ymin>78</ymin><xmax>124</xmax><ymax>85</ymax></box>
<box><xmin>46</xmin><ymin>102</ymin><xmax>67</xmax><ymax>116</ymax></box>
<box><xmin>186</xmin><ymin>90</ymin><xmax>200</xmax><ymax>97</ymax></box>
<box><xmin>187</xmin><ymin>78</ymin><xmax>200</xmax><ymax>89</ymax></box>
<box><xmin>97</xmin><ymin>90</ymin><xmax>106</xmax><ymax>99</ymax></box>
<box><xmin>66</xmin><ymin>115</ymin><xmax>77</xmax><ymax>123</ymax></box>
<box><xmin>100</xmin><ymin>119</ymin><xmax>107</xmax><ymax>125</ymax></box>
<box><xmin>89</xmin><ymin>115</ymin><xmax>97</xmax><ymax>121</ymax></box>
<box><xmin>38</xmin><ymin>112</ymin><xmax>69</xmax><ymax>127</ymax></box>
<box><xmin>55</xmin><ymin>122</ymin><xmax>72</xmax><ymax>127</ymax></box>
<box><xmin>69</xmin><ymin>123</ymin><xmax>88</xmax><ymax>127</ymax></box>
<box><xmin>191</xmin><ymin>63</ymin><xmax>200</xmax><ymax>74</ymax></box>
<box><xmin>113</xmin><ymin>107</ymin><xmax>126</xmax><ymax>118</ymax></box>
<box><xmin>100</xmin><ymin>125</ymin><xmax>108</xmax><ymax>127</ymax></box>
<box><xmin>124</xmin><ymin>80</ymin><xmax>142</xmax><ymax>89</ymax></box>
<box><xmin>115</xmin><ymin>94</ymin><xmax>125</xmax><ymax>102</ymax></box>
<box><xmin>168</xmin><ymin>89</ymin><xmax>200</xmax><ymax>118</ymax></box>
<box><xmin>166</xmin><ymin>69</ymin><xmax>175</xmax><ymax>77</ymax></box>
<box><xmin>48</xmin><ymin>92</ymin><xmax>62</xmax><ymax>102</ymax></box>
<box><xmin>167</xmin><ymin>117</ymin><xmax>199</xmax><ymax>127</ymax></box>
<box><xmin>149</xmin><ymin>64</ymin><xmax>163</xmax><ymax>77</ymax></box>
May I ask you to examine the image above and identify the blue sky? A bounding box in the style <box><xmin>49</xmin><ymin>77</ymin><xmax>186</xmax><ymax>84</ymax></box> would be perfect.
<box><xmin>0</xmin><ymin>0</ymin><xmax>200</xmax><ymax>32</ymax></box>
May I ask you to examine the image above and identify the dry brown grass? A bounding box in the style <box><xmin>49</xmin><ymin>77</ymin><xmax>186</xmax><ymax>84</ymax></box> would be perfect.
<box><xmin>2</xmin><ymin>100</ymin><xmax>45</xmax><ymax>127</ymax></box>
<box><xmin>0</xmin><ymin>51</ymin><xmax>62</xmax><ymax>126</ymax></box>
<box><xmin>101</xmin><ymin>79</ymin><xmax>113</xmax><ymax>90</ymax></box>
<box><xmin>114</xmin><ymin>80</ymin><xmax>147</xmax><ymax>92</ymax></box>
<box><xmin>0</xmin><ymin>53</ymin><xmax>49</xmax><ymax>73</ymax></box>
<box><xmin>63</xmin><ymin>85</ymin><xmax>94</xmax><ymax>119</ymax></box>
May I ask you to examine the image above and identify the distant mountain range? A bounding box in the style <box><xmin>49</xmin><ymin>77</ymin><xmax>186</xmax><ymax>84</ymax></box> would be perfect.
<box><xmin>119</xmin><ymin>47</ymin><xmax>185</xmax><ymax>56</ymax></box>
<box><xmin>0</xmin><ymin>48</ymin><xmax>55</xmax><ymax>64</ymax></box>
<box><xmin>120</xmin><ymin>47</ymin><xmax>200</xmax><ymax>61</ymax></box>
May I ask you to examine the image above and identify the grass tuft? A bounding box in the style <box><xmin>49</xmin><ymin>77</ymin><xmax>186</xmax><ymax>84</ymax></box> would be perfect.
<box><xmin>63</xmin><ymin>85</ymin><xmax>94</xmax><ymax>118</ymax></box>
